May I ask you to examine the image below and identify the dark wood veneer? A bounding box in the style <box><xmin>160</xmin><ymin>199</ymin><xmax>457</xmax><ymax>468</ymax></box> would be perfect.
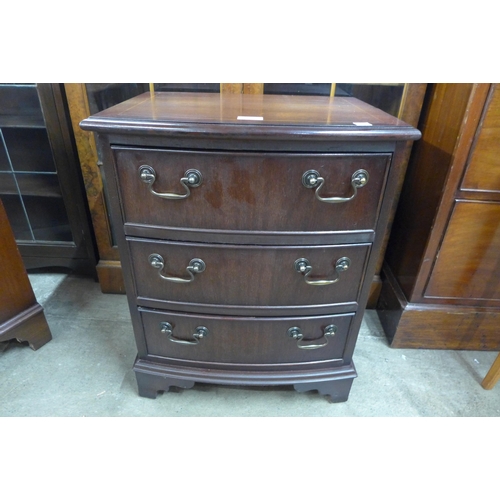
<box><xmin>81</xmin><ymin>93</ymin><xmax>419</xmax><ymax>142</ymax></box>
<box><xmin>114</xmin><ymin>148</ymin><xmax>391</xmax><ymax>235</ymax></box>
<box><xmin>140</xmin><ymin>308</ymin><xmax>354</xmax><ymax>367</ymax></box>
<box><xmin>128</xmin><ymin>238</ymin><xmax>370</xmax><ymax>309</ymax></box>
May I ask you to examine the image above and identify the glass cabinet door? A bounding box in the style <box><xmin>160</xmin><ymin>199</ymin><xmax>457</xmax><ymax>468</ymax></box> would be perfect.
<box><xmin>0</xmin><ymin>83</ymin><xmax>97</xmax><ymax>275</ymax></box>
<box><xmin>0</xmin><ymin>84</ymin><xmax>72</xmax><ymax>243</ymax></box>
<box><xmin>262</xmin><ymin>83</ymin><xmax>405</xmax><ymax>117</ymax></box>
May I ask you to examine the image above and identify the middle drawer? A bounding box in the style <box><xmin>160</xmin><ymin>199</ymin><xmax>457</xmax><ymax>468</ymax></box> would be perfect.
<box><xmin>128</xmin><ymin>237</ymin><xmax>370</xmax><ymax>311</ymax></box>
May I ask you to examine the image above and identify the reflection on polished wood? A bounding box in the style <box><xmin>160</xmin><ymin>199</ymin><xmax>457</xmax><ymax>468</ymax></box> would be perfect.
<box><xmin>221</xmin><ymin>83</ymin><xmax>243</xmax><ymax>94</ymax></box>
<box><xmin>83</xmin><ymin>92</ymin><xmax>413</xmax><ymax>136</ymax></box>
<box><xmin>243</xmin><ymin>83</ymin><xmax>264</xmax><ymax>94</ymax></box>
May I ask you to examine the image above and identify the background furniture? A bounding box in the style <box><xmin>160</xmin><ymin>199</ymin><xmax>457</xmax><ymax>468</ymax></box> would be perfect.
<box><xmin>67</xmin><ymin>83</ymin><xmax>426</xmax><ymax>299</ymax></box>
<box><xmin>0</xmin><ymin>198</ymin><xmax>52</xmax><ymax>350</ymax></box>
<box><xmin>65</xmin><ymin>84</ymin><xmax>147</xmax><ymax>292</ymax></box>
<box><xmin>377</xmin><ymin>83</ymin><xmax>500</xmax><ymax>350</ymax></box>
<box><xmin>0</xmin><ymin>83</ymin><xmax>97</xmax><ymax>275</ymax></box>
<box><xmin>81</xmin><ymin>91</ymin><xmax>420</xmax><ymax>401</ymax></box>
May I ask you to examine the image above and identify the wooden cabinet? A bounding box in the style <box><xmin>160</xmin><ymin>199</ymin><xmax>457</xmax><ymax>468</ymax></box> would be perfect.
<box><xmin>377</xmin><ymin>83</ymin><xmax>500</xmax><ymax>350</ymax></box>
<box><xmin>0</xmin><ymin>84</ymin><xmax>97</xmax><ymax>275</ymax></box>
<box><xmin>81</xmin><ymin>91</ymin><xmax>419</xmax><ymax>402</ymax></box>
<box><xmin>0</xmin><ymin>199</ymin><xmax>52</xmax><ymax>350</ymax></box>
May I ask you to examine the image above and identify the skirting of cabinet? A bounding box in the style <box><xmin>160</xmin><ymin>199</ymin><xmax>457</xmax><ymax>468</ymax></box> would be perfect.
<box><xmin>19</xmin><ymin>247</ymin><xmax>97</xmax><ymax>277</ymax></box>
<box><xmin>133</xmin><ymin>357</ymin><xmax>357</xmax><ymax>403</ymax></box>
<box><xmin>377</xmin><ymin>263</ymin><xmax>500</xmax><ymax>350</ymax></box>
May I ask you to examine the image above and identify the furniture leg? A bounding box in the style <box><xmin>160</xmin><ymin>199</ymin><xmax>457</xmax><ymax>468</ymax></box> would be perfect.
<box><xmin>135</xmin><ymin>370</ymin><xmax>195</xmax><ymax>399</ymax></box>
<box><xmin>294</xmin><ymin>378</ymin><xmax>354</xmax><ymax>403</ymax></box>
<box><xmin>481</xmin><ymin>353</ymin><xmax>500</xmax><ymax>390</ymax></box>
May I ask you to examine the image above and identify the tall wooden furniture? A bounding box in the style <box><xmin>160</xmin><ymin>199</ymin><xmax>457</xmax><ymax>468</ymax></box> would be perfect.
<box><xmin>0</xmin><ymin>199</ymin><xmax>52</xmax><ymax>350</ymax></box>
<box><xmin>81</xmin><ymin>91</ymin><xmax>419</xmax><ymax>401</ymax></box>
<box><xmin>377</xmin><ymin>83</ymin><xmax>500</xmax><ymax>350</ymax></box>
<box><xmin>65</xmin><ymin>84</ymin><xmax>151</xmax><ymax>292</ymax></box>
<box><xmin>67</xmin><ymin>83</ymin><xmax>425</xmax><ymax>296</ymax></box>
<box><xmin>0</xmin><ymin>84</ymin><xmax>97</xmax><ymax>275</ymax></box>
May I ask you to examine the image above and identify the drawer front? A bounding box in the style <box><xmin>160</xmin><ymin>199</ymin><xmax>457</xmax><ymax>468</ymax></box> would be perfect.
<box><xmin>140</xmin><ymin>308</ymin><xmax>354</xmax><ymax>365</ymax></box>
<box><xmin>128</xmin><ymin>238</ymin><xmax>370</xmax><ymax>308</ymax></box>
<box><xmin>114</xmin><ymin>148</ymin><xmax>391</xmax><ymax>234</ymax></box>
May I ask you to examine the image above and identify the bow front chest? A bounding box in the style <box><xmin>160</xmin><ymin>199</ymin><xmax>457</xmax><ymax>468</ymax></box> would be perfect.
<box><xmin>81</xmin><ymin>92</ymin><xmax>420</xmax><ymax>402</ymax></box>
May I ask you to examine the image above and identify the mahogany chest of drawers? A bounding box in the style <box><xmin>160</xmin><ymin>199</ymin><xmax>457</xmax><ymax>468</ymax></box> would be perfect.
<box><xmin>81</xmin><ymin>92</ymin><xmax>420</xmax><ymax>402</ymax></box>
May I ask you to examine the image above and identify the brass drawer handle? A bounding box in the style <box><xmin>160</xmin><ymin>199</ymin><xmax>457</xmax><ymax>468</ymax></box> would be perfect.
<box><xmin>302</xmin><ymin>169</ymin><xmax>369</xmax><ymax>203</ymax></box>
<box><xmin>160</xmin><ymin>322</ymin><xmax>209</xmax><ymax>345</ymax></box>
<box><xmin>295</xmin><ymin>257</ymin><xmax>350</xmax><ymax>286</ymax></box>
<box><xmin>139</xmin><ymin>165</ymin><xmax>202</xmax><ymax>199</ymax></box>
<box><xmin>287</xmin><ymin>324</ymin><xmax>337</xmax><ymax>350</ymax></box>
<box><xmin>149</xmin><ymin>254</ymin><xmax>205</xmax><ymax>283</ymax></box>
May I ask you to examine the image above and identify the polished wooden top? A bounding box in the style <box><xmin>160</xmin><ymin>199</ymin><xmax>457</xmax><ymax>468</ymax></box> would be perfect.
<box><xmin>81</xmin><ymin>92</ymin><xmax>420</xmax><ymax>141</ymax></box>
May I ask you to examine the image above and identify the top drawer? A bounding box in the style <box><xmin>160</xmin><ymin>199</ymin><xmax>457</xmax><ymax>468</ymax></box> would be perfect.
<box><xmin>113</xmin><ymin>147</ymin><xmax>391</xmax><ymax>237</ymax></box>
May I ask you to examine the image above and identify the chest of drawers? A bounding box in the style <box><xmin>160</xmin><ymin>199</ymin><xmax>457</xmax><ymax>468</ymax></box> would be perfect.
<box><xmin>81</xmin><ymin>92</ymin><xmax>420</xmax><ymax>402</ymax></box>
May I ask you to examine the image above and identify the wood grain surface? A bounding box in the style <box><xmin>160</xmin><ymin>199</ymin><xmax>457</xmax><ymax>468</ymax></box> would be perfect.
<box><xmin>114</xmin><ymin>148</ymin><xmax>391</xmax><ymax>235</ymax></box>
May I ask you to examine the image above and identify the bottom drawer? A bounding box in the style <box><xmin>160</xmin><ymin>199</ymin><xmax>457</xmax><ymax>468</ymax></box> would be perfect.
<box><xmin>140</xmin><ymin>308</ymin><xmax>354</xmax><ymax>367</ymax></box>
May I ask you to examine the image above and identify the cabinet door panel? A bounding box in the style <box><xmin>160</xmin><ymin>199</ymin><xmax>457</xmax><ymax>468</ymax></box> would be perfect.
<box><xmin>425</xmin><ymin>201</ymin><xmax>500</xmax><ymax>304</ymax></box>
<box><xmin>461</xmin><ymin>85</ymin><xmax>500</xmax><ymax>193</ymax></box>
